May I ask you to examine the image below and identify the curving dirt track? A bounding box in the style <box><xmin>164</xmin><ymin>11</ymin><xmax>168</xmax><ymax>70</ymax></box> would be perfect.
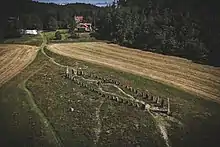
<box><xmin>48</xmin><ymin>42</ymin><xmax>220</xmax><ymax>102</ymax></box>
<box><xmin>0</xmin><ymin>44</ymin><xmax>38</xmax><ymax>87</ymax></box>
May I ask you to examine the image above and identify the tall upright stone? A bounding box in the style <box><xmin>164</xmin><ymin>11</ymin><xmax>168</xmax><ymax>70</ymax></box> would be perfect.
<box><xmin>160</xmin><ymin>99</ymin><xmax>164</xmax><ymax>107</ymax></box>
<box><xmin>167</xmin><ymin>98</ymin><xmax>171</xmax><ymax>115</ymax></box>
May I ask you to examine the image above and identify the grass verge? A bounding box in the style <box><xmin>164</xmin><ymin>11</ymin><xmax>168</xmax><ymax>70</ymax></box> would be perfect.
<box><xmin>3</xmin><ymin>35</ymin><xmax>43</xmax><ymax>46</ymax></box>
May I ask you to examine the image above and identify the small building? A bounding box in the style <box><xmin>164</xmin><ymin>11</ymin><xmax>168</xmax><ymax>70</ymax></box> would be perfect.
<box><xmin>75</xmin><ymin>23</ymin><xmax>92</xmax><ymax>32</ymax></box>
<box><xmin>20</xmin><ymin>29</ymin><xmax>38</xmax><ymax>35</ymax></box>
<box><xmin>74</xmin><ymin>16</ymin><xmax>84</xmax><ymax>23</ymax></box>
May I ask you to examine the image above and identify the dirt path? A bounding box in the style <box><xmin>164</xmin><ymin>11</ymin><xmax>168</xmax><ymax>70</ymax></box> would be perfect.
<box><xmin>94</xmin><ymin>97</ymin><xmax>105</xmax><ymax>145</ymax></box>
<box><xmin>48</xmin><ymin>42</ymin><xmax>220</xmax><ymax>102</ymax></box>
<box><xmin>0</xmin><ymin>44</ymin><xmax>38</xmax><ymax>87</ymax></box>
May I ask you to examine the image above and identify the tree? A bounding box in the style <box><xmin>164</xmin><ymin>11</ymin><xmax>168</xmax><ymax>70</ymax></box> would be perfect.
<box><xmin>68</xmin><ymin>19</ymin><xmax>77</xmax><ymax>33</ymax></box>
<box><xmin>48</xmin><ymin>16</ymin><xmax>58</xmax><ymax>31</ymax></box>
<box><xmin>55</xmin><ymin>31</ymin><xmax>62</xmax><ymax>40</ymax></box>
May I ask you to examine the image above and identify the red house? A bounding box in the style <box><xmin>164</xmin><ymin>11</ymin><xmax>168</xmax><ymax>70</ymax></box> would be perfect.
<box><xmin>74</xmin><ymin>16</ymin><xmax>84</xmax><ymax>23</ymax></box>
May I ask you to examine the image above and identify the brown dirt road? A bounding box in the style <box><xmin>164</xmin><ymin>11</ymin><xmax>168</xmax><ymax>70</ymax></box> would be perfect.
<box><xmin>48</xmin><ymin>42</ymin><xmax>220</xmax><ymax>102</ymax></box>
<box><xmin>0</xmin><ymin>44</ymin><xmax>38</xmax><ymax>87</ymax></box>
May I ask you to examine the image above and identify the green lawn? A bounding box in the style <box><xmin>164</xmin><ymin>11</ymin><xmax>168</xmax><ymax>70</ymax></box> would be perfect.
<box><xmin>3</xmin><ymin>35</ymin><xmax>43</xmax><ymax>46</ymax></box>
<box><xmin>1</xmin><ymin>44</ymin><xmax>220</xmax><ymax>147</ymax></box>
<box><xmin>44</xmin><ymin>29</ymin><xmax>97</xmax><ymax>44</ymax></box>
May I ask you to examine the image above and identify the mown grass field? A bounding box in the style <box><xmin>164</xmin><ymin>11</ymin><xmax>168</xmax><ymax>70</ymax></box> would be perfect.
<box><xmin>0</xmin><ymin>44</ymin><xmax>38</xmax><ymax>87</ymax></box>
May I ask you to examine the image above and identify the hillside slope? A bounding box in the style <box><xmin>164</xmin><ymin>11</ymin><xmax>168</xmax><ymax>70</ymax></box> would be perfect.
<box><xmin>48</xmin><ymin>42</ymin><xmax>220</xmax><ymax>102</ymax></box>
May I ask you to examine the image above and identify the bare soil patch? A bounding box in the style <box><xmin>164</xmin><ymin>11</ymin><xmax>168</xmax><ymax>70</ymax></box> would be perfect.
<box><xmin>48</xmin><ymin>42</ymin><xmax>220</xmax><ymax>102</ymax></box>
<box><xmin>0</xmin><ymin>44</ymin><xmax>38</xmax><ymax>87</ymax></box>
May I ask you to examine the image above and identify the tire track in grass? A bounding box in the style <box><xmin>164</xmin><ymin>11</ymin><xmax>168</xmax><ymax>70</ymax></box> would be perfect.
<box><xmin>18</xmin><ymin>64</ymin><xmax>63</xmax><ymax>147</ymax></box>
<box><xmin>17</xmin><ymin>33</ymin><xmax>63</xmax><ymax>147</ymax></box>
<box><xmin>94</xmin><ymin>97</ymin><xmax>105</xmax><ymax>145</ymax></box>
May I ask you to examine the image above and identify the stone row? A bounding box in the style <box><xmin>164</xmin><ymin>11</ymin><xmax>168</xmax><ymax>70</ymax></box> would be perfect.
<box><xmin>65</xmin><ymin>68</ymin><xmax>170</xmax><ymax>115</ymax></box>
<box><xmin>75</xmin><ymin>70</ymin><xmax>121</xmax><ymax>85</ymax></box>
<box><xmin>67</xmin><ymin>71</ymin><xmax>167</xmax><ymax>109</ymax></box>
<box><xmin>69</xmin><ymin>75</ymin><xmax>147</xmax><ymax>110</ymax></box>
<box><xmin>122</xmin><ymin>85</ymin><xmax>169</xmax><ymax>108</ymax></box>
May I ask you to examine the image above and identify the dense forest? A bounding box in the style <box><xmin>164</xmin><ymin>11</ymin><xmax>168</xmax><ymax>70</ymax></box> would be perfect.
<box><xmin>1</xmin><ymin>0</ymin><xmax>220</xmax><ymax>66</ymax></box>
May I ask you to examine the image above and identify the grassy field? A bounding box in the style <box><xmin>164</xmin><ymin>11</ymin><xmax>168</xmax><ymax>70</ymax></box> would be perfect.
<box><xmin>48</xmin><ymin>42</ymin><xmax>220</xmax><ymax>102</ymax></box>
<box><xmin>44</xmin><ymin>30</ymin><xmax>97</xmax><ymax>43</ymax></box>
<box><xmin>0</xmin><ymin>51</ymin><xmax>57</xmax><ymax>147</ymax></box>
<box><xmin>3</xmin><ymin>35</ymin><xmax>43</xmax><ymax>46</ymax></box>
<box><xmin>1</xmin><ymin>33</ymin><xmax>220</xmax><ymax>147</ymax></box>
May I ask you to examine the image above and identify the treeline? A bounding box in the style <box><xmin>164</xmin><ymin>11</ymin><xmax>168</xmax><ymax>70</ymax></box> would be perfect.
<box><xmin>1</xmin><ymin>0</ymin><xmax>99</xmax><ymax>38</ymax></box>
<box><xmin>95</xmin><ymin>0</ymin><xmax>220</xmax><ymax>66</ymax></box>
<box><xmin>19</xmin><ymin>1</ymin><xmax>98</xmax><ymax>30</ymax></box>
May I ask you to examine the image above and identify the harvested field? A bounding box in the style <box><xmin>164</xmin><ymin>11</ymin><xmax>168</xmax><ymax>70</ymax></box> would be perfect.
<box><xmin>0</xmin><ymin>44</ymin><xmax>38</xmax><ymax>87</ymax></box>
<box><xmin>48</xmin><ymin>42</ymin><xmax>220</xmax><ymax>102</ymax></box>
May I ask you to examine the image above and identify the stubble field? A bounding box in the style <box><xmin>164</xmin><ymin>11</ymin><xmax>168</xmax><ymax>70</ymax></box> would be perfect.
<box><xmin>0</xmin><ymin>44</ymin><xmax>38</xmax><ymax>87</ymax></box>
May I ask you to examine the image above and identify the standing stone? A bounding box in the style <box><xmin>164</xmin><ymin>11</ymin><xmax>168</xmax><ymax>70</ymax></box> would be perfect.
<box><xmin>152</xmin><ymin>96</ymin><xmax>156</xmax><ymax>103</ymax></box>
<box><xmin>123</xmin><ymin>100</ymin><xmax>128</xmax><ymax>104</ymax></box>
<box><xmin>167</xmin><ymin>98</ymin><xmax>171</xmax><ymax>115</ymax></box>
<box><xmin>142</xmin><ymin>92</ymin><xmax>146</xmax><ymax>98</ymax></box>
<box><xmin>156</xmin><ymin>97</ymin><xmax>160</xmax><ymax>104</ymax></box>
<box><xmin>141</xmin><ymin>104</ymin><xmax>145</xmax><ymax>110</ymax></box>
<box><xmin>134</xmin><ymin>89</ymin><xmax>138</xmax><ymax>94</ymax></box>
<box><xmin>160</xmin><ymin>99</ymin><xmax>164</xmax><ymax>107</ymax></box>
<box><xmin>120</xmin><ymin>99</ymin><xmax>124</xmax><ymax>103</ymax></box>
<box><xmin>128</xmin><ymin>102</ymin><xmax>132</xmax><ymax>106</ymax></box>
<box><xmin>97</xmin><ymin>81</ymin><xmax>101</xmax><ymax>85</ymax></box>
<box><xmin>66</xmin><ymin>67</ymin><xmax>69</xmax><ymax>78</ymax></box>
<box><xmin>132</xmin><ymin>102</ymin><xmax>136</xmax><ymax>107</ymax></box>
<box><xmin>137</xmin><ymin>92</ymin><xmax>141</xmax><ymax>97</ymax></box>
<box><xmin>145</xmin><ymin>93</ymin><xmax>149</xmax><ymax>99</ymax></box>
<box><xmin>136</xmin><ymin>103</ymin><xmax>140</xmax><ymax>108</ymax></box>
<box><xmin>149</xmin><ymin>95</ymin><xmax>153</xmax><ymax>101</ymax></box>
